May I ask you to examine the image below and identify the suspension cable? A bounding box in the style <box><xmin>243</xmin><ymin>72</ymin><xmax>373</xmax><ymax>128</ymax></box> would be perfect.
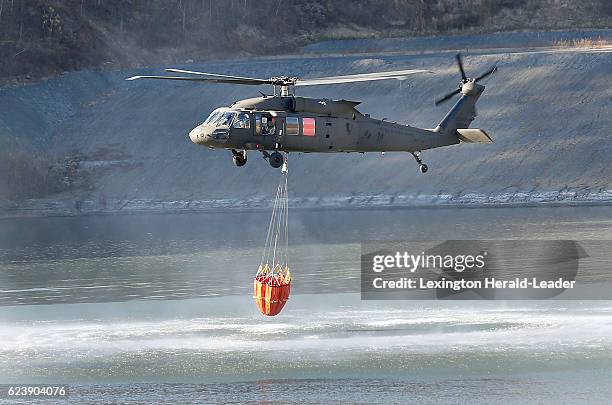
<box><xmin>259</xmin><ymin>153</ymin><xmax>289</xmax><ymax>275</ymax></box>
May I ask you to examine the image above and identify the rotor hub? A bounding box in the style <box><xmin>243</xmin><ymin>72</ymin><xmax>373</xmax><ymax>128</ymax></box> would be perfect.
<box><xmin>460</xmin><ymin>80</ymin><xmax>478</xmax><ymax>95</ymax></box>
<box><xmin>434</xmin><ymin>54</ymin><xmax>498</xmax><ymax>106</ymax></box>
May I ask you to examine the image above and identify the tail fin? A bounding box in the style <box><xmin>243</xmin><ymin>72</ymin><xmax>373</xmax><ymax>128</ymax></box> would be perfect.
<box><xmin>432</xmin><ymin>54</ymin><xmax>497</xmax><ymax>142</ymax></box>
<box><xmin>434</xmin><ymin>82</ymin><xmax>484</xmax><ymax>136</ymax></box>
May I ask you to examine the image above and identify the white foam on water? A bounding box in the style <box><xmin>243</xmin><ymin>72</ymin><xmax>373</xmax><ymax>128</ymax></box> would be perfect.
<box><xmin>2</xmin><ymin>296</ymin><xmax>612</xmax><ymax>356</ymax></box>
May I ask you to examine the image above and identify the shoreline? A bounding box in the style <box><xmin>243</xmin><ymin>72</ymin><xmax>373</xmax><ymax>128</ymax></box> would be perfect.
<box><xmin>2</xmin><ymin>192</ymin><xmax>611</xmax><ymax>220</ymax></box>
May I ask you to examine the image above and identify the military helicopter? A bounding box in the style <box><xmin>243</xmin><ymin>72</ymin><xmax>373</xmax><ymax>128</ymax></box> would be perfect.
<box><xmin>127</xmin><ymin>54</ymin><xmax>496</xmax><ymax>173</ymax></box>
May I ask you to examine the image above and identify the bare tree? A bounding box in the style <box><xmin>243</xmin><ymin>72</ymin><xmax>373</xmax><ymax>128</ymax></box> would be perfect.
<box><xmin>179</xmin><ymin>0</ymin><xmax>187</xmax><ymax>35</ymax></box>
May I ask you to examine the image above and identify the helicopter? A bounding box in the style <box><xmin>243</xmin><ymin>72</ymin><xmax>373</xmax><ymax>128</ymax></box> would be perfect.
<box><xmin>126</xmin><ymin>54</ymin><xmax>497</xmax><ymax>173</ymax></box>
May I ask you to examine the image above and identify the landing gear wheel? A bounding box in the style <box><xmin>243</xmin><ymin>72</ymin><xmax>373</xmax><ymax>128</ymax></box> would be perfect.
<box><xmin>231</xmin><ymin>149</ymin><xmax>247</xmax><ymax>167</ymax></box>
<box><xmin>233</xmin><ymin>155</ymin><xmax>247</xmax><ymax>167</ymax></box>
<box><xmin>410</xmin><ymin>151</ymin><xmax>428</xmax><ymax>174</ymax></box>
<box><xmin>269</xmin><ymin>151</ymin><xmax>284</xmax><ymax>169</ymax></box>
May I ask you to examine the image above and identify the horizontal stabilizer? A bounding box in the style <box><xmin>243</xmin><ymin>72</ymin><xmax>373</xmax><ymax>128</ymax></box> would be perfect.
<box><xmin>457</xmin><ymin>128</ymin><xmax>493</xmax><ymax>144</ymax></box>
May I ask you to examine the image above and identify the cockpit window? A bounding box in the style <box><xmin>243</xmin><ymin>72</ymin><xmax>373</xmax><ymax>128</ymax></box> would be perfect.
<box><xmin>203</xmin><ymin>109</ymin><xmax>236</xmax><ymax>127</ymax></box>
<box><xmin>233</xmin><ymin>112</ymin><xmax>251</xmax><ymax>129</ymax></box>
<box><xmin>204</xmin><ymin>109</ymin><xmax>223</xmax><ymax>124</ymax></box>
<box><xmin>215</xmin><ymin>111</ymin><xmax>235</xmax><ymax>127</ymax></box>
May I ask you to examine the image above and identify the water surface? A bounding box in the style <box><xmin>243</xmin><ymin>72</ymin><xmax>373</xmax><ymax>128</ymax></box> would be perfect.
<box><xmin>1</xmin><ymin>206</ymin><xmax>612</xmax><ymax>403</ymax></box>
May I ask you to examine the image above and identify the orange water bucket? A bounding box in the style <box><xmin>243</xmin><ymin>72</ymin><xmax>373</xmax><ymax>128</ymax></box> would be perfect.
<box><xmin>253</xmin><ymin>266</ymin><xmax>291</xmax><ymax>316</ymax></box>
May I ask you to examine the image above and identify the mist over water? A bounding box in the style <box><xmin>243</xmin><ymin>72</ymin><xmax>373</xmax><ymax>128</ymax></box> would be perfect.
<box><xmin>2</xmin><ymin>296</ymin><xmax>612</xmax><ymax>382</ymax></box>
<box><xmin>1</xmin><ymin>206</ymin><xmax>612</xmax><ymax>402</ymax></box>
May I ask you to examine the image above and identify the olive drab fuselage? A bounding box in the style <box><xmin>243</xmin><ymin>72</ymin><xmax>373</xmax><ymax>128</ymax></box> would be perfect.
<box><xmin>189</xmin><ymin>95</ymin><xmax>460</xmax><ymax>153</ymax></box>
<box><xmin>128</xmin><ymin>54</ymin><xmax>495</xmax><ymax>172</ymax></box>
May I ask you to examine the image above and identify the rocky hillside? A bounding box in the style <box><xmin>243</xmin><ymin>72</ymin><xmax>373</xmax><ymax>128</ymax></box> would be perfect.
<box><xmin>0</xmin><ymin>0</ymin><xmax>610</xmax><ymax>83</ymax></box>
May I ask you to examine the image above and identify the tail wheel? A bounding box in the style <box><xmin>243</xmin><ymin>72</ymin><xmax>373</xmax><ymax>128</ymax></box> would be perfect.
<box><xmin>419</xmin><ymin>164</ymin><xmax>428</xmax><ymax>174</ymax></box>
<box><xmin>269</xmin><ymin>151</ymin><xmax>284</xmax><ymax>169</ymax></box>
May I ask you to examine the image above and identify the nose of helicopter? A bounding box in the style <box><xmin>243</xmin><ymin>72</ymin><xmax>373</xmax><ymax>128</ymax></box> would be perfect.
<box><xmin>188</xmin><ymin>125</ymin><xmax>211</xmax><ymax>144</ymax></box>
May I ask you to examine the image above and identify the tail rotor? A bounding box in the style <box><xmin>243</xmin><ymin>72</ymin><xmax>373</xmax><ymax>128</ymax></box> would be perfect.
<box><xmin>434</xmin><ymin>54</ymin><xmax>497</xmax><ymax>106</ymax></box>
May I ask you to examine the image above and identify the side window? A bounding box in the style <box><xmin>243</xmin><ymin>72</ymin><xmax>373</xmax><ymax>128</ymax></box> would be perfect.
<box><xmin>255</xmin><ymin>114</ymin><xmax>262</xmax><ymax>134</ymax></box>
<box><xmin>286</xmin><ymin>116</ymin><xmax>299</xmax><ymax>136</ymax></box>
<box><xmin>233</xmin><ymin>112</ymin><xmax>250</xmax><ymax>129</ymax></box>
<box><xmin>260</xmin><ymin>115</ymin><xmax>275</xmax><ymax>135</ymax></box>
<box><xmin>302</xmin><ymin>117</ymin><xmax>316</xmax><ymax>136</ymax></box>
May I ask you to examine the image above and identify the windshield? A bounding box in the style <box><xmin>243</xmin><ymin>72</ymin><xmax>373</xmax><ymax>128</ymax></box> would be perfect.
<box><xmin>215</xmin><ymin>111</ymin><xmax>235</xmax><ymax>127</ymax></box>
<box><xmin>204</xmin><ymin>109</ymin><xmax>223</xmax><ymax>124</ymax></box>
<box><xmin>204</xmin><ymin>109</ymin><xmax>236</xmax><ymax>127</ymax></box>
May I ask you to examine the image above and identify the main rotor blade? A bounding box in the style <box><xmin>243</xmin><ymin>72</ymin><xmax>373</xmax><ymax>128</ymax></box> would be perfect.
<box><xmin>456</xmin><ymin>53</ymin><xmax>467</xmax><ymax>82</ymax></box>
<box><xmin>125</xmin><ymin>75</ymin><xmax>271</xmax><ymax>85</ymax></box>
<box><xmin>165</xmin><ymin>68</ymin><xmax>270</xmax><ymax>84</ymax></box>
<box><xmin>294</xmin><ymin>69</ymin><xmax>431</xmax><ymax>87</ymax></box>
<box><xmin>434</xmin><ymin>88</ymin><xmax>461</xmax><ymax>106</ymax></box>
<box><xmin>475</xmin><ymin>65</ymin><xmax>498</xmax><ymax>82</ymax></box>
